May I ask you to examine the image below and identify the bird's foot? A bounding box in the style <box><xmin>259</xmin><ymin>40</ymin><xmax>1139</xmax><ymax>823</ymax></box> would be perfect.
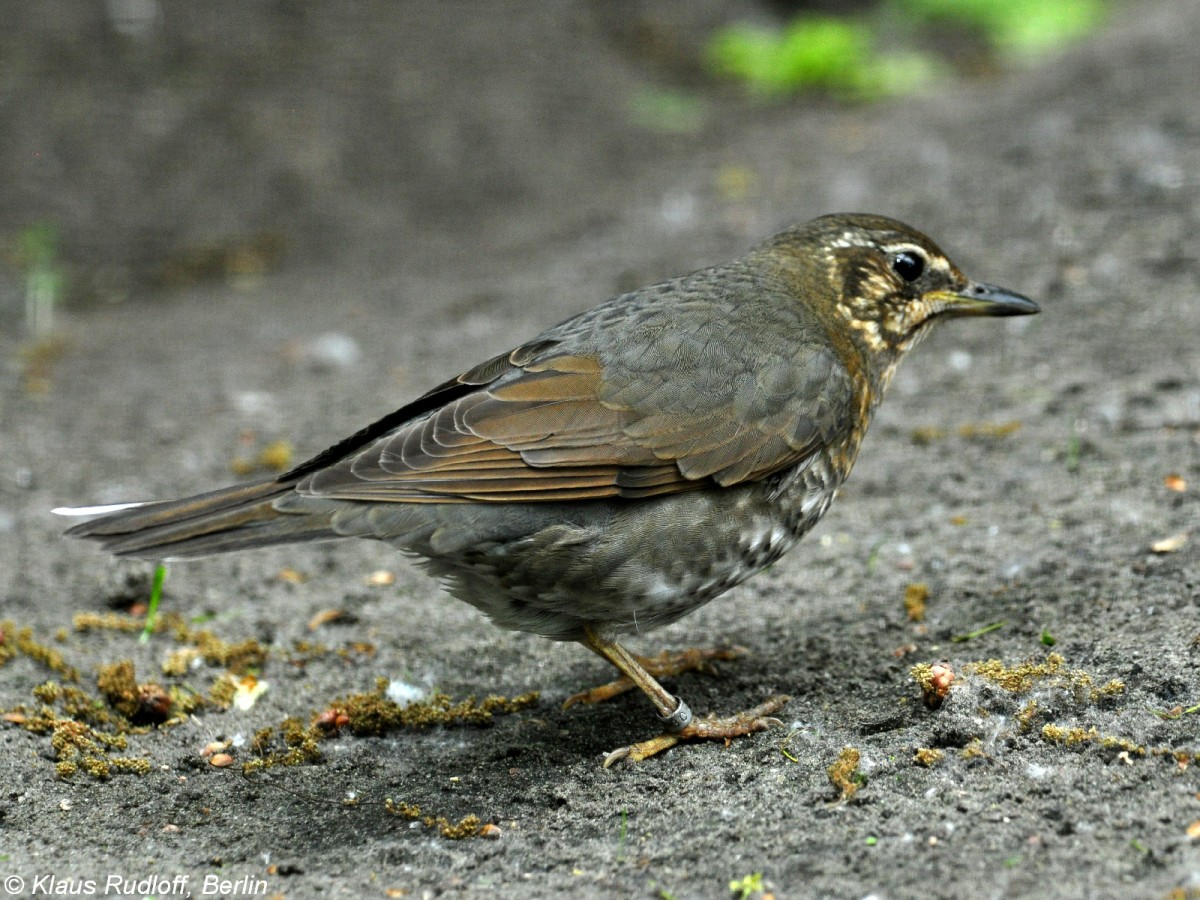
<box><xmin>602</xmin><ymin>694</ymin><xmax>790</xmax><ymax>767</ymax></box>
<box><xmin>563</xmin><ymin>646</ymin><xmax>746</xmax><ymax>709</ymax></box>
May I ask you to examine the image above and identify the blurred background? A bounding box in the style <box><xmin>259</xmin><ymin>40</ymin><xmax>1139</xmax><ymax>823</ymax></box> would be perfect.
<box><xmin>1</xmin><ymin>0</ymin><xmax>1128</xmax><ymax>323</ymax></box>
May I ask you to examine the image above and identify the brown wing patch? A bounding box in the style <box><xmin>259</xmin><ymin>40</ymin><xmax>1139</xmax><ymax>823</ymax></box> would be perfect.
<box><xmin>301</xmin><ymin>358</ymin><xmax>692</xmax><ymax>502</ymax></box>
<box><xmin>298</xmin><ymin>329</ymin><xmax>852</xmax><ymax>504</ymax></box>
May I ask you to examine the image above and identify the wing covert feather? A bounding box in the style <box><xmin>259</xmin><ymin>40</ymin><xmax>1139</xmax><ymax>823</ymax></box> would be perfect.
<box><xmin>300</xmin><ymin>278</ymin><xmax>855</xmax><ymax>504</ymax></box>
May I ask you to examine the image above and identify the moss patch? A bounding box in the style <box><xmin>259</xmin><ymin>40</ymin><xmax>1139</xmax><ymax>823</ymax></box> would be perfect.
<box><xmin>385</xmin><ymin>797</ymin><xmax>484</xmax><ymax>840</ymax></box>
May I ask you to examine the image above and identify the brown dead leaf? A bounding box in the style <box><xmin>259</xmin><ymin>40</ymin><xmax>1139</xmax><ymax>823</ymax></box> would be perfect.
<box><xmin>307</xmin><ymin>608</ymin><xmax>344</xmax><ymax>631</ymax></box>
<box><xmin>957</xmin><ymin>421</ymin><xmax>1022</xmax><ymax>440</ymax></box>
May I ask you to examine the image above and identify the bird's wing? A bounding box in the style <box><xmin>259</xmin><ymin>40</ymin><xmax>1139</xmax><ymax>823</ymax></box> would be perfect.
<box><xmin>296</xmin><ymin>299</ymin><xmax>855</xmax><ymax>504</ymax></box>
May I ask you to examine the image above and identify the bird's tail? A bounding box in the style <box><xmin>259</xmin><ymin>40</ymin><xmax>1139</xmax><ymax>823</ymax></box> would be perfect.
<box><xmin>55</xmin><ymin>478</ymin><xmax>338</xmax><ymax>560</ymax></box>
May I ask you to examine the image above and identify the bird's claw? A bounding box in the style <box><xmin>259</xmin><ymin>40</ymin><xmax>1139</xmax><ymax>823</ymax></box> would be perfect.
<box><xmin>601</xmin><ymin>694</ymin><xmax>791</xmax><ymax>767</ymax></box>
<box><xmin>603</xmin><ymin>733</ymin><xmax>681</xmax><ymax>768</ymax></box>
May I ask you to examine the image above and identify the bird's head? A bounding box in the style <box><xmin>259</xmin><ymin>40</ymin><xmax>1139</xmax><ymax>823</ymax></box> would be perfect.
<box><xmin>765</xmin><ymin>213</ymin><xmax>1038</xmax><ymax>366</ymax></box>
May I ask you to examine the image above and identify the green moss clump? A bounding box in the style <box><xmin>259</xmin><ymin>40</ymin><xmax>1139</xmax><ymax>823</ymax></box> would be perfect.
<box><xmin>964</xmin><ymin>653</ymin><xmax>1066</xmax><ymax>692</ymax></box>
<box><xmin>72</xmin><ymin>612</ymin><xmax>143</xmax><ymax>634</ymax></box>
<box><xmin>1041</xmin><ymin>724</ymin><xmax>1151</xmax><ymax>759</ymax></box>
<box><xmin>96</xmin><ymin>660</ymin><xmax>140</xmax><ymax>719</ymax></box>
<box><xmin>828</xmin><ymin>747</ymin><xmax>863</xmax><ymax>800</ymax></box>
<box><xmin>913</xmin><ymin>747</ymin><xmax>944</xmax><ymax>767</ymax></box>
<box><xmin>45</xmin><ymin>719</ymin><xmax>143</xmax><ymax>781</ymax></box>
<box><xmin>384</xmin><ymin>799</ymin><xmax>482</xmax><ymax>840</ymax></box>
<box><xmin>207</xmin><ymin>677</ymin><xmax>238</xmax><ymax>709</ymax></box>
<box><xmin>960</xmin><ymin>739</ymin><xmax>988</xmax><ymax>761</ymax></box>
<box><xmin>14</xmin><ymin>626</ymin><xmax>80</xmax><ymax>681</ymax></box>
<box><xmin>242</xmin><ymin>717</ymin><xmax>323</xmax><ymax>774</ymax></box>
<box><xmin>109</xmin><ymin>757</ymin><xmax>153</xmax><ymax>775</ymax></box>
<box><xmin>1015</xmin><ymin>701</ymin><xmax>1040</xmax><ymax>732</ymax></box>
<box><xmin>332</xmin><ymin>681</ymin><xmax>538</xmax><ymax>737</ymax></box>
<box><xmin>964</xmin><ymin>653</ymin><xmax>1126</xmax><ymax>706</ymax></box>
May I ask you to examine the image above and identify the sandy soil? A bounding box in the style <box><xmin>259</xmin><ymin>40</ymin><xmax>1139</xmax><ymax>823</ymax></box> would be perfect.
<box><xmin>1</xmin><ymin>2</ymin><xmax>1198</xmax><ymax>898</ymax></box>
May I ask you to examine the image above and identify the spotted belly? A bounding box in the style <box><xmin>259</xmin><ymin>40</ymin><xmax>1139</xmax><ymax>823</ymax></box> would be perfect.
<box><xmin>409</xmin><ymin>456</ymin><xmax>846</xmax><ymax>641</ymax></box>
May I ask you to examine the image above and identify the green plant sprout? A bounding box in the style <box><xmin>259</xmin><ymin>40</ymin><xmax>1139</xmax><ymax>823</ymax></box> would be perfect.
<box><xmin>139</xmin><ymin>563</ymin><xmax>169</xmax><ymax>643</ymax></box>
<box><xmin>14</xmin><ymin>222</ymin><xmax>65</xmax><ymax>338</ymax></box>
<box><xmin>1148</xmin><ymin>702</ymin><xmax>1200</xmax><ymax>720</ymax></box>
<box><xmin>780</xmin><ymin>730</ymin><xmax>800</xmax><ymax>763</ymax></box>
<box><xmin>951</xmin><ymin>621</ymin><xmax>1006</xmax><ymax>642</ymax></box>
<box><xmin>729</xmin><ymin>872</ymin><xmax>765</xmax><ymax>899</ymax></box>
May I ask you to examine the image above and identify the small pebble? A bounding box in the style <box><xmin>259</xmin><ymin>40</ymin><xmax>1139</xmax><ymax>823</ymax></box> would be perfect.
<box><xmin>304</xmin><ymin>332</ymin><xmax>362</xmax><ymax>370</ymax></box>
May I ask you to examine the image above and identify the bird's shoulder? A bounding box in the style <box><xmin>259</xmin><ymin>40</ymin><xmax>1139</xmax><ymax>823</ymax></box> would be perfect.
<box><xmin>286</xmin><ymin>262</ymin><xmax>861</xmax><ymax>500</ymax></box>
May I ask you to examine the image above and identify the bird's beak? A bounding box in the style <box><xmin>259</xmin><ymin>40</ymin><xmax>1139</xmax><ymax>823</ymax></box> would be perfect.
<box><xmin>927</xmin><ymin>282</ymin><xmax>1040</xmax><ymax>318</ymax></box>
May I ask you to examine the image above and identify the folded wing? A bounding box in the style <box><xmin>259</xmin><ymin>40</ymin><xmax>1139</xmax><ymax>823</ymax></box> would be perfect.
<box><xmin>298</xmin><ymin>313</ymin><xmax>854</xmax><ymax>504</ymax></box>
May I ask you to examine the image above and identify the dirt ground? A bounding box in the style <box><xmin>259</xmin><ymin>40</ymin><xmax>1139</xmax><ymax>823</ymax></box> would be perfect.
<box><xmin>1</xmin><ymin>2</ymin><xmax>1198</xmax><ymax>898</ymax></box>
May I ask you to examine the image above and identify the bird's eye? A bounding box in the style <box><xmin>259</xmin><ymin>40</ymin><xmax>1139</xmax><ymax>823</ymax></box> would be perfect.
<box><xmin>891</xmin><ymin>250</ymin><xmax>925</xmax><ymax>283</ymax></box>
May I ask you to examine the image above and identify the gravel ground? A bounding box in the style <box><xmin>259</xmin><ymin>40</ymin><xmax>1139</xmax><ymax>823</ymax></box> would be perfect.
<box><xmin>1</xmin><ymin>2</ymin><xmax>1198</xmax><ymax>898</ymax></box>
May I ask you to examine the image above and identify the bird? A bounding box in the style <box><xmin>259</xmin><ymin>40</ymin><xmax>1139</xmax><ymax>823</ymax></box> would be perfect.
<box><xmin>56</xmin><ymin>213</ymin><xmax>1038</xmax><ymax>765</ymax></box>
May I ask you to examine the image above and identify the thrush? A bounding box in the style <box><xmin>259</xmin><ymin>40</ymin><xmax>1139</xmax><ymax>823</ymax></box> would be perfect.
<box><xmin>57</xmin><ymin>213</ymin><xmax>1037</xmax><ymax>764</ymax></box>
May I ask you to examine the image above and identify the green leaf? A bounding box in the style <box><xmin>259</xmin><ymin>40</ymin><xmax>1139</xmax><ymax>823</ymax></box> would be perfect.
<box><xmin>893</xmin><ymin>0</ymin><xmax>1108</xmax><ymax>57</ymax></box>
<box><xmin>707</xmin><ymin>16</ymin><xmax>939</xmax><ymax>100</ymax></box>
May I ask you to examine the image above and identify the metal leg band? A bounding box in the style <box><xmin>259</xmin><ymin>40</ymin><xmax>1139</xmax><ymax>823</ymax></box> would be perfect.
<box><xmin>657</xmin><ymin>696</ymin><xmax>693</xmax><ymax>733</ymax></box>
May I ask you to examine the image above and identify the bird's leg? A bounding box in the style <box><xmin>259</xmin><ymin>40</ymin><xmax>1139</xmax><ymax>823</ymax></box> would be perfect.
<box><xmin>562</xmin><ymin>646</ymin><xmax>747</xmax><ymax>709</ymax></box>
<box><xmin>578</xmin><ymin>627</ymin><xmax>789</xmax><ymax>767</ymax></box>
<box><xmin>577</xmin><ymin>627</ymin><xmax>684</xmax><ymax>720</ymax></box>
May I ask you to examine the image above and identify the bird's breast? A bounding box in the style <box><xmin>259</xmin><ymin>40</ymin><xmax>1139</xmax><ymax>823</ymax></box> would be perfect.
<box><xmin>766</xmin><ymin>449</ymin><xmax>848</xmax><ymax>541</ymax></box>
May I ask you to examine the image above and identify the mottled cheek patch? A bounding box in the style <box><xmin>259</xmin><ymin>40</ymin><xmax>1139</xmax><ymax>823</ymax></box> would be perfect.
<box><xmin>858</xmin><ymin>322</ymin><xmax>889</xmax><ymax>352</ymax></box>
<box><xmin>885</xmin><ymin>298</ymin><xmax>937</xmax><ymax>336</ymax></box>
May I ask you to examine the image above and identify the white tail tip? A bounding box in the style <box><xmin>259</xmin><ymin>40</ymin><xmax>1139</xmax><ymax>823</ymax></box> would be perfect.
<box><xmin>52</xmin><ymin>502</ymin><xmax>148</xmax><ymax>517</ymax></box>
